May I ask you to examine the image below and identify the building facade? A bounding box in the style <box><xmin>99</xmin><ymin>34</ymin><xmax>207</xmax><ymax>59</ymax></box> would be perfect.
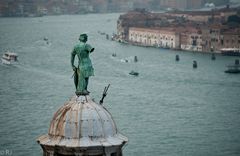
<box><xmin>129</xmin><ymin>27</ymin><xmax>180</xmax><ymax>49</ymax></box>
<box><xmin>221</xmin><ymin>28</ymin><xmax>240</xmax><ymax>49</ymax></box>
<box><xmin>117</xmin><ymin>6</ymin><xmax>240</xmax><ymax>53</ymax></box>
<box><xmin>180</xmin><ymin>28</ymin><xmax>203</xmax><ymax>52</ymax></box>
<box><xmin>201</xmin><ymin>25</ymin><xmax>222</xmax><ymax>52</ymax></box>
<box><xmin>160</xmin><ymin>0</ymin><xmax>203</xmax><ymax>9</ymax></box>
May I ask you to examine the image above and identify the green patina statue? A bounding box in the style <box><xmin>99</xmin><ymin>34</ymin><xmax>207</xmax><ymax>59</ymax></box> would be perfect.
<box><xmin>71</xmin><ymin>34</ymin><xmax>95</xmax><ymax>96</ymax></box>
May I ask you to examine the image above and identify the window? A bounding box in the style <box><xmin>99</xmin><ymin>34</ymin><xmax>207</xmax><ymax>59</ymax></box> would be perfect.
<box><xmin>192</xmin><ymin>40</ymin><xmax>197</xmax><ymax>46</ymax></box>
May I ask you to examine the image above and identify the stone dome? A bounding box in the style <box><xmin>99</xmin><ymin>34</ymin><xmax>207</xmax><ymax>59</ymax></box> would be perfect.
<box><xmin>37</xmin><ymin>95</ymin><xmax>128</xmax><ymax>149</ymax></box>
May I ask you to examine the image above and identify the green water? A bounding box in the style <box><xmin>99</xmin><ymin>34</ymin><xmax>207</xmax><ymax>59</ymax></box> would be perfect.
<box><xmin>0</xmin><ymin>14</ymin><xmax>240</xmax><ymax>156</ymax></box>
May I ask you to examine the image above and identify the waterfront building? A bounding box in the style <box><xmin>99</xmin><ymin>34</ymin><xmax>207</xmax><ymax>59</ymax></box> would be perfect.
<box><xmin>201</xmin><ymin>25</ymin><xmax>222</xmax><ymax>52</ymax></box>
<box><xmin>129</xmin><ymin>27</ymin><xmax>180</xmax><ymax>49</ymax></box>
<box><xmin>166</xmin><ymin>10</ymin><xmax>221</xmax><ymax>23</ymax></box>
<box><xmin>218</xmin><ymin>6</ymin><xmax>239</xmax><ymax>21</ymax></box>
<box><xmin>201</xmin><ymin>25</ymin><xmax>240</xmax><ymax>52</ymax></box>
<box><xmin>160</xmin><ymin>0</ymin><xmax>203</xmax><ymax>9</ymax></box>
<box><xmin>221</xmin><ymin>28</ymin><xmax>240</xmax><ymax>49</ymax></box>
<box><xmin>117</xmin><ymin>9</ymin><xmax>170</xmax><ymax>42</ymax></box>
<box><xmin>180</xmin><ymin>28</ymin><xmax>203</xmax><ymax>52</ymax></box>
<box><xmin>117</xmin><ymin>6</ymin><xmax>240</xmax><ymax>53</ymax></box>
<box><xmin>166</xmin><ymin>6</ymin><xmax>238</xmax><ymax>23</ymax></box>
<box><xmin>160</xmin><ymin>0</ymin><xmax>187</xmax><ymax>9</ymax></box>
<box><xmin>37</xmin><ymin>6</ymin><xmax>48</xmax><ymax>16</ymax></box>
<box><xmin>37</xmin><ymin>96</ymin><xmax>128</xmax><ymax>156</ymax></box>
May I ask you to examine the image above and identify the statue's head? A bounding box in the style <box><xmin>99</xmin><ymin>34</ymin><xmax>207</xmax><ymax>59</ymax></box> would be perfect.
<box><xmin>79</xmin><ymin>33</ymin><xmax>88</xmax><ymax>42</ymax></box>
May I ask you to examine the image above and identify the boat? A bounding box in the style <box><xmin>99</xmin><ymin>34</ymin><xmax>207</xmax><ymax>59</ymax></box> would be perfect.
<box><xmin>225</xmin><ymin>65</ymin><xmax>240</xmax><ymax>73</ymax></box>
<box><xmin>221</xmin><ymin>48</ymin><xmax>240</xmax><ymax>56</ymax></box>
<box><xmin>1</xmin><ymin>51</ymin><xmax>18</xmax><ymax>65</ymax></box>
<box><xmin>43</xmin><ymin>37</ymin><xmax>48</xmax><ymax>41</ymax></box>
<box><xmin>112</xmin><ymin>53</ymin><xmax>117</xmax><ymax>57</ymax></box>
<box><xmin>225</xmin><ymin>59</ymin><xmax>240</xmax><ymax>74</ymax></box>
<box><xmin>129</xmin><ymin>70</ymin><xmax>139</xmax><ymax>76</ymax></box>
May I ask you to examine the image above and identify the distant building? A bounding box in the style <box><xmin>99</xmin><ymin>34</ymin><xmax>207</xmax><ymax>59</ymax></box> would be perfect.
<box><xmin>166</xmin><ymin>7</ymin><xmax>238</xmax><ymax>23</ymax></box>
<box><xmin>187</xmin><ymin>0</ymin><xmax>203</xmax><ymax>9</ymax></box>
<box><xmin>129</xmin><ymin>27</ymin><xmax>180</xmax><ymax>49</ymax></box>
<box><xmin>166</xmin><ymin>10</ymin><xmax>220</xmax><ymax>23</ymax></box>
<box><xmin>117</xmin><ymin>9</ymin><xmax>171</xmax><ymax>41</ymax></box>
<box><xmin>218</xmin><ymin>6</ymin><xmax>239</xmax><ymax>21</ymax></box>
<box><xmin>160</xmin><ymin>0</ymin><xmax>203</xmax><ymax>10</ymax></box>
<box><xmin>117</xmin><ymin>6</ymin><xmax>240</xmax><ymax>53</ymax></box>
<box><xmin>160</xmin><ymin>0</ymin><xmax>187</xmax><ymax>9</ymax></box>
<box><xmin>37</xmin><ymin>6</ymin><xmax>48</xmax><ymax>16</ymax></box>
<box><xmin>201</xmin><ymin>25</ymin><xmax>222</xmax><ymax>52</ymax></box>
<box><xmin>180</xmin><ymin>27</ymin><xmax>203</xmax><ymax>52</ymax></box>
<box><xmin>221</xmin><ymin>28</ymin><xmax>240</xmax><ymax>49</ymax></box>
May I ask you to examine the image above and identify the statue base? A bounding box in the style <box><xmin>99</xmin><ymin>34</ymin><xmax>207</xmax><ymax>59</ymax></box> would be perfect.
<box><xmin>75</xmin><ymin>90</ymin><xmax>90</xmax><ymax>96</ymax></box>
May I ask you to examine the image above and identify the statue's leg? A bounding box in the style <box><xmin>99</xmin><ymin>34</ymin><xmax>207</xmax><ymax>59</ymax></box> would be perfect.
<box><xmin>85</xmin><ymin>77</ymin><xmax>89</xmax><ymax>90</ymax></box>
<box><xmin>74</xmin><ymin>70</ymin><xmax>78</xmax><ymax>89</ymax></box>
<box><xmin>76</xmin><ymin>69</ymin><xmax>88</xmax><ymax>95</ymax></box>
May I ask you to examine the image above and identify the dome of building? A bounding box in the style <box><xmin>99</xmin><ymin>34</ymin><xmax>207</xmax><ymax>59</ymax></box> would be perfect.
<box><xmin>37</xmin><ymin>95</ymin><xmax>128</xmax><ymax>156</ymax></box>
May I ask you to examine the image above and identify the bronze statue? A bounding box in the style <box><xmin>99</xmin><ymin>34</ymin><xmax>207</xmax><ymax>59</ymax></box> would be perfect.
<box><xmin>71</xmin><ymin>34</ymin><xmax>94</xmax><ymax>95</ymax></box>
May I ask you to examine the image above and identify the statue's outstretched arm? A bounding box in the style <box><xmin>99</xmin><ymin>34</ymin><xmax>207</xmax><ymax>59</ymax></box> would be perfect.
<box><xmin>90</xmin><ymin>48</ymin><xmax>94</xmax><ymax>53</ymax></box>
<box><xmin>86</xmin><ymin>44</ymin><xmax>94</xmax><ymax>53</ymax></box>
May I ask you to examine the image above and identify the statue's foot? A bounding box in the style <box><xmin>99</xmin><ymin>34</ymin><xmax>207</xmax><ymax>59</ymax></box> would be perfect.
<box><xmin>75</xmin><ymin>90</ymin><xmax>89</xmax><ymax>96</ymax></box>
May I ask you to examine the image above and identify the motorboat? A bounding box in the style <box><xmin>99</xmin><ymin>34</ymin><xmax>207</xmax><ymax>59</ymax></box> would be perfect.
<box><xmin>225</xmin><ymin>65</ymin><xmax>240</xmax><ymax>73</ymax></box>
<box><xmin>1</xmin><ymin>51</ymin><xmax>18</xmax><ymax>65</ymax></box>
<box><xmin>221</xmin><ymin>48</ymin><xmax>240</xmax><ymax>56</ymax></box>
<box><xmin>129</xmin><ymin>70</ymin><xmax>139</xmax><ymax>76</ymax></box>
<box><xmin>225</xmin><ymin>59</ymin><xmax>240</xmax><ymax>74</ymax></box>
